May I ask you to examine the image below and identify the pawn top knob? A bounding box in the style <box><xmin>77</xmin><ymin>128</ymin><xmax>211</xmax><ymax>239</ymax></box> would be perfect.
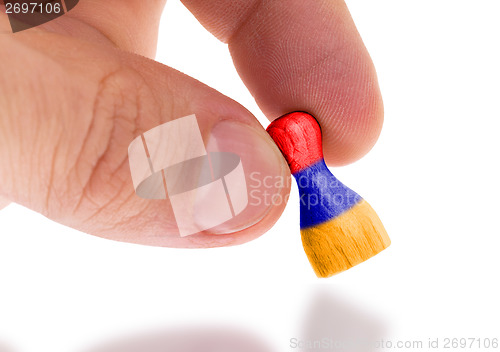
<box><xmin>266</xmin><ymin>112</ymin><xmax>324</xmax><ymax>174</ymax></box>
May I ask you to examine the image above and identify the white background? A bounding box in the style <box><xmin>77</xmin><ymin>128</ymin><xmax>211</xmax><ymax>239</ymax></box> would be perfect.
<box><xmin>1</xmin><ymin>1</ymin><xmax>499</xmax><ymax>351</ymax></box>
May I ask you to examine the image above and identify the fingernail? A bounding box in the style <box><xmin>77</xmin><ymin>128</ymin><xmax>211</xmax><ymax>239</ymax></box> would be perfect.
<box><xmin>129</xmin><ymin>114</ymin><xmax>290</xmax><ymax>237</ymax></box>
<box><xmin>191</xmin><ymin>120</ymin><xmax>289</xmax><ymax>235</ymax></box>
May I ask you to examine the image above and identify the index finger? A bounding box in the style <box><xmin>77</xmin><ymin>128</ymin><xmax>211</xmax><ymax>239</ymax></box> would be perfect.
<box><xmin>181</xmin><ymin>0</ymin><xmax>383</xmax><ymax>165</ymax></box>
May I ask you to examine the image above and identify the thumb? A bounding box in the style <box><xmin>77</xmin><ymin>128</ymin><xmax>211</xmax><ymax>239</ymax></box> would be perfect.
<box><xmin>0</xmin><ymin>31</ymin><xmax>289</xmax><ymax>248</ymax></box>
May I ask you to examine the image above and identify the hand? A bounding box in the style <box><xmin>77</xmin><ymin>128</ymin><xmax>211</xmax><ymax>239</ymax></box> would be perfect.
<box><xmin>0</xmin><ymin>0</ymin><xmax>383</xmax><ymax>248</ymax></box>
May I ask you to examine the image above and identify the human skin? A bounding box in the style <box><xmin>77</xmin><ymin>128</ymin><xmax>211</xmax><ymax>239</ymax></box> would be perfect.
<box><xmin>0</xmin><ymin>0</ymin><xmax>383</xmax><ymax>248</ymax></box>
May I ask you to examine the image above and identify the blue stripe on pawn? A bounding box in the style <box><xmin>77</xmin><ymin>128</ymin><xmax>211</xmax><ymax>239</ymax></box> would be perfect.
<box><xmin>294</xmin><ymin>159</ymin><xmax>362</xmax><ymax>229</ymax></box>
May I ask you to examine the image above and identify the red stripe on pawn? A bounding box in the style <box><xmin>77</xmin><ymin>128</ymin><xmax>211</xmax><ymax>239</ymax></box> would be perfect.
<box><xmin>266</xmin><ymin>112</ymin><xmax>323</xmax><ymax>174</ymax></box>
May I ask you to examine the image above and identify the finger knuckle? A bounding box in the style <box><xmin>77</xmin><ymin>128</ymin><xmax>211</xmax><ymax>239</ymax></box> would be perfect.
<box><xmin>68</xmin><ymin>66</ymin><xmax>158</xmax><ymax>221</ymax></box>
